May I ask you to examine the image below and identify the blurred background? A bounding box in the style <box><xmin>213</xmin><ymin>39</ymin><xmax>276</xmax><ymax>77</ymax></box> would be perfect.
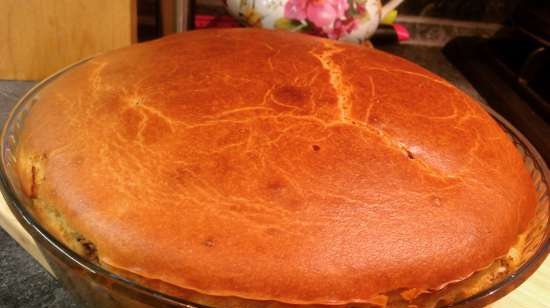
<box><xmin>0</xmin><ymin>0</ymin><xmax>534</xmax><ymax>79</ymax></box>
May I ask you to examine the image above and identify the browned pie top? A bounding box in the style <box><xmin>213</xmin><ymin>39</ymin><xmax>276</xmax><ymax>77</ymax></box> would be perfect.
<box><xmin>16</xmin><ymin>29</ymin><xmax>537</xmax><ymax>305</ymax></box>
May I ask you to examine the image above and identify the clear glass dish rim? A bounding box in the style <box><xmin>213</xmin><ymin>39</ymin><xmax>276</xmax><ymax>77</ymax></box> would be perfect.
<box><xmin>0</xmin><ymin>58</ymin><xmax>548</xmax><ymax>308</ymax></box>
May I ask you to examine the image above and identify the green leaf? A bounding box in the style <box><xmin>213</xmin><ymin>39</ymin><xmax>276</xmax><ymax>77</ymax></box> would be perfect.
<box><xmin>274</xmin><ymin>18</ymin><xmax>305</xmax><ymax>31</ymax></box>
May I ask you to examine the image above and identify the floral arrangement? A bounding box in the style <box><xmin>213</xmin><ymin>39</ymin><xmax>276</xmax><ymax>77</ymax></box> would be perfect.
<box><xmin>232</xmin><ymin>0</ymin><xmax>379</xmax><ymax>42</ymax></box>
<box><xmin>276</xmin><ymin>0</ymin><xmax>372</xmax><ymax>39</ymax></box>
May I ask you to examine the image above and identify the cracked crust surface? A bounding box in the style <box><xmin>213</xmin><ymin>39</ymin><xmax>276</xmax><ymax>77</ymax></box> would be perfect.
<box><xmin>15</xmin><ymin>29</ymin><xmax>537</xmax><ymax>305</ymax></box>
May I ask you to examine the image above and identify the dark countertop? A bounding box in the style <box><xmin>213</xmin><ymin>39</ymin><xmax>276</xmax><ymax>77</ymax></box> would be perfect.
<box><xmin>0</xmin><ymin>45</ymin><xmax>481</xmax><ymax>308</ymax></box>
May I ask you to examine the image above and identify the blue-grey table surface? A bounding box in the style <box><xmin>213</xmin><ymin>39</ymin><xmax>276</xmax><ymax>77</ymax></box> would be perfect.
<box><xmin>0</xmin><ymin>45</ymin><xmax>483</xmax><ymax>308</ymax></box>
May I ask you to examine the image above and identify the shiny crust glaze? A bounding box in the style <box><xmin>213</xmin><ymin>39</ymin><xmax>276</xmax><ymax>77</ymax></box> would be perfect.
<box><xmin>15</xmin><ymin>29</ymin><xmax>537</xmax><ymax>305</ymax></box>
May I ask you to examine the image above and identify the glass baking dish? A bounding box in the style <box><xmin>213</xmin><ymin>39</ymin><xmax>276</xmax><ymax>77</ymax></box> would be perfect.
<box><xmin>0</xmin><ymin>59</ymin><xmax>548</xmax><ymax>308</ymax></box>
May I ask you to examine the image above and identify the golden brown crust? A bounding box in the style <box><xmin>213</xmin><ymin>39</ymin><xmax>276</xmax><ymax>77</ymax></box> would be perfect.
<box><xmin>16</xmin><ymin>28</ymin><xmax>537</xmax><ymax>305</ymax></box>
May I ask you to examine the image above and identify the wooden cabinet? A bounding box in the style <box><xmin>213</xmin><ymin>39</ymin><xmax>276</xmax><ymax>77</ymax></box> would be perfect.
<box><xmin>0</xmin><ymin>0</ymin><xmax>137</xmax><ymax>80</ymax></box>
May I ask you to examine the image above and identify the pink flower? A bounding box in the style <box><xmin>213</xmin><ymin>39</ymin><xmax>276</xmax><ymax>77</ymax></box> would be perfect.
<box><xmin>306</xmin><ymin>1</ymin><xmax>337</xmax><ymax>28</ymax></box>
<box><xmin>326</xmin><ymin>18</ymin><xmax>358</xmax><ymax>39</ymax></box>
<box><xmin>284</xmin><ymin>0</ymin><xmax>349</xmax><ymax>29</ymax></box>
<box><xmin>327</xmin><ymin>0</ymin><xmax>350</xmax><ymax>17</ymax></box>
<box><xmin>284</xmin><ymin>0</ymin><xmax>308</xmax><ymax>20</ymax></box>
<box><xmin>283</xmin><ymin>0</ymin><xmax>359</xmax><ymax>39</ymax></box>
